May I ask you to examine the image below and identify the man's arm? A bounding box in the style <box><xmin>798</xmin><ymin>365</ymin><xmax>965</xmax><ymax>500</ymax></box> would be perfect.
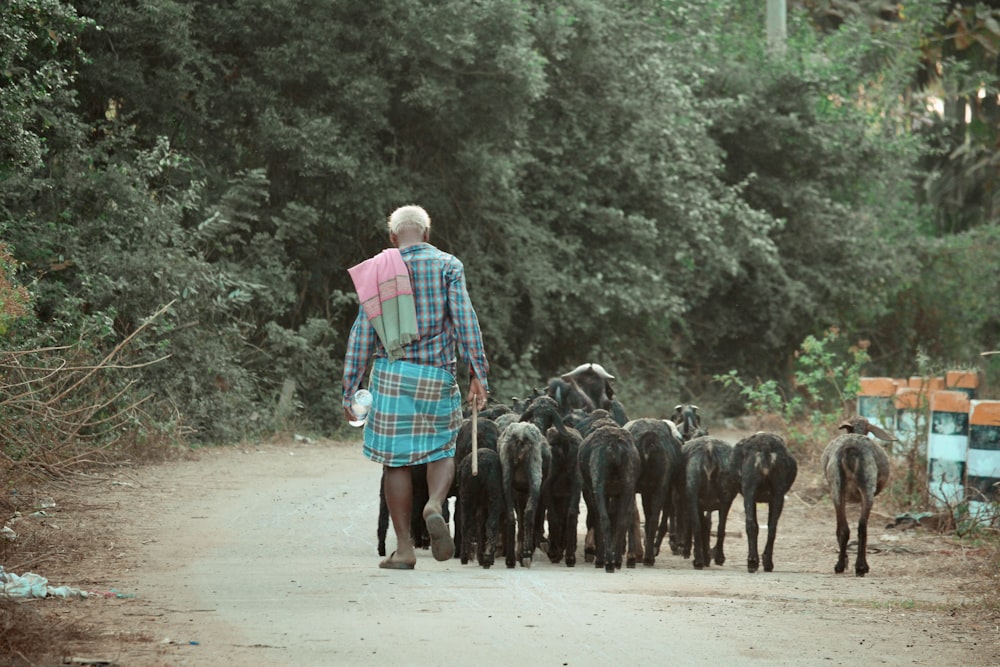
<box><xmin>447</xmin><ymin>258</ymin><xmax>490</xmax><ymax>398</ymax></box>
<box><xmin>342</xmin><ymin>306</ymin><xmax>376</xmax><ymax>415</ymax></box>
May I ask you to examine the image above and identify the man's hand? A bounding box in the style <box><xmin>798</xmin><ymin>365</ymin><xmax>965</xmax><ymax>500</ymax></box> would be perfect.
<box><xmin>467</xmin><ymin>376</ymin><xmax>488</xmax><ymax>411</ymax></box>
<box><xmin>344</xmin><ymin>407</ymin><xmax>356</xmax><ymax>423</ymax></box>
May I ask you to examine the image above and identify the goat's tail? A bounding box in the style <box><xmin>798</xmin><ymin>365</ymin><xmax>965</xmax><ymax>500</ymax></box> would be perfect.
<box><xmin>703</xmin><ymin>441</ymin><xmax>720</xmax><ymax>482</ymax></box>
<box><xmin>753</xmin><ymin>450</ymin><xmax>777</xmax><ymax>478</ymax></box>
<box><xmin>838</xmin><ymin>443</ymin><xmax>869</xmax><ymax>491</ymax></box>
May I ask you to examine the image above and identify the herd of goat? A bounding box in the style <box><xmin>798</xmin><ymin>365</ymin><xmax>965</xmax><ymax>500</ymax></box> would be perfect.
<box><xmin>375</xmin><ymin>363</ymin><xmax>897</xmax><ymax>577</ymax></box>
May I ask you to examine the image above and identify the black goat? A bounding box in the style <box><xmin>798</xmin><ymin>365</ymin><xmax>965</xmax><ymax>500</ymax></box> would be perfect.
<box><xmin>731</xmin><ymin>432</ymin><xmax>798</xmax><ymax>573</ymax></box>
<box><xmin>821</xmin><ymin>416</ymin><xmax>893</xmax><ymax>577</ymax></box>
<box><xmin>520</xmin><ymin>395</ymin><xmax>569</xmax><ymax>436</ymax></box>
<box><xmin>568</xmin><ymin>408</ymin><xmax>614</xmax><ymax>439</ymax></box>
<box><xmin>680</xmin><ymin>436</ymin><xmax>739</xmax><ymax>569</ymax></box>
<box><xmin>477</xmin><ymin>402</ymin><xmax>513</xmax><ymax>421</ymax></box>
<box><xmin>448</xmin><ymin>417</ymin><xmax>501</xmax><ymax>557</ymax></box>
<box><xmin>579</xmin><ymin>419</ymin><xmax>640</xmax><ymax>573</ymax></box>
<box><xmin>546</xmin><ymin>362</ymin><xmax>617</xmax><ymax>416</ymax></box>
<box><xmin>498</xmin><ymin>421</ymin><xmax>552</xmax><ymax>568</ymax></box>
<box><xmin>609</xmin><ymin>398</ymin><xmax>629</xmax><ymax>426</ymax></box>
<box><xmin>457</xmin><ymin>448</ymin><xmax>506</xmax><ymax>569</ymax></box>
<box><xmin>624</xmin><ymin>418</ymin><xmax>684</xmax><ymax>566</ymax></box>
<box><xmin>543</xmin><ymin>424</ymin><xmax>584</xmax><ymax>566</ymax></box>
<box><xmin>454</xmin><ymin>417</ymin><xmax>501</xmax><ymax>468</ymax></box>
<box><xmin>672</xmin><ymin>404</ymin><xmax>708</xmax><ymax>441</ymax></box>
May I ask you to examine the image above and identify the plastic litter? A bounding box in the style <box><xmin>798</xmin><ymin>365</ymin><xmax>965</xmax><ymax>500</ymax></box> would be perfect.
<box><xmin>1</xmin><ymin>570</ymin><xmax>50</xmax><ymax>597</ymax></box>
<box><xmin>0</xmin><ymin>566</ymin><xmax>133</xmax><ymax>599</ymax></box>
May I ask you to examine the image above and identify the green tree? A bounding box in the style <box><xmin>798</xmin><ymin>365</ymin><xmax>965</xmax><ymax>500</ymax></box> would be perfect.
<box><xmin>648</xmin><ymin>0</ymin><xmax>932</xmax><ymax>385</ymax></box>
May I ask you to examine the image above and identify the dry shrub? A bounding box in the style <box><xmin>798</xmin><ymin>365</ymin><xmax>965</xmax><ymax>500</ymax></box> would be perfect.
<box><xmin>0</xmin><ymin>597</ymin><xmax>89</xmax><ymax>667</ymax></box>
<box><xmin>0</xmin><ymin>303</ymin><xmax>184</xmax><ymax>477</ymax></box>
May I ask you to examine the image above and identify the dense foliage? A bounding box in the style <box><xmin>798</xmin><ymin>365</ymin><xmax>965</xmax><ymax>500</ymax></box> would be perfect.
<box><xmin>2</xmin><ymin>0</ymin><xmax>998</xmax><ymax>444</ymax></box>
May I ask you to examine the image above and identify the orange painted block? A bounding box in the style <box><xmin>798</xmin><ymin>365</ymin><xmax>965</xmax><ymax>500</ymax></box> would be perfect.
<box><xmin>946</xmin><ymin>370</ymin><xmax>980</xmax><ymax>390</ymax></box>
<box><xmin>931</xmin><ymin>390</ymin><xmax>970</xmax><ymax>414</ymax></box>
<box><xmin>970</xmin><ymin>401</ymin><xmax>1000</xmax><ymax>427</ymax></box>
<box><xmin>859</xmin><ymin>377</ymin><xmax>897</xmax><ymax>397</ymax></box>
<box><xmin>908</xmin><ymin>376</ymin><xmax>944</xmax><ymax>391</ymax></box>
<box><xmin>896</xmin><ymin>387</ymin><xmax>928</xmax><ymax>410</ymax></box>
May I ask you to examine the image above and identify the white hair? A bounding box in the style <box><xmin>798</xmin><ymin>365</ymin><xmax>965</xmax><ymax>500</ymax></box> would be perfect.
<box><xmin>388</xmin><ymin>205</ymin><xmax>431</xmax><ymax>234</ymax></box>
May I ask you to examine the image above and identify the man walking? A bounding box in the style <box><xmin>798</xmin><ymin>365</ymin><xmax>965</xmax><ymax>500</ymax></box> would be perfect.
<box><xmin>342</xmin><ymin>205</ymin><xmax>489</xmax><ymax>569</ymax></box>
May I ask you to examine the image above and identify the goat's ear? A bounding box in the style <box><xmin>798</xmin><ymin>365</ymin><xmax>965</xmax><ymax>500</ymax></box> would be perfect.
<box><xmin>691</xmin><ymin>405</ymin><xmax>700</xmax><ymax>412</ymax></box>
<box><xmin>838</xmin><ymin>421</ymin><xmax>853</xmax><ymax>432</ymax></box>
<box><xmin>865</xmin><ymin>422</ymin><xmax>896</xmax><ymax>441</ymax></box>
<box><xmin>552</xmin><ymin>413</ymin><xmax>569</xmax><ymax>436</ymax></box>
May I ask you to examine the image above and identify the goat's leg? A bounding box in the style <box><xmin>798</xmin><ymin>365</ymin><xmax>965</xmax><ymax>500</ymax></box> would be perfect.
<box><xmin>596</xmin><ymin>488</ymin><xmax>613</xmax><ymax>571</ymax></box>
<box><xmin>482</xmin><ymin>511</ymin><xmax>497</xmax><ymax>569</ymax></box>
<box><xmin>648</xmin><ymin>486</ymin><xmax>669</xmax><ymax>565</ymax></box>
<box><xmin>834</xmin><ymin>495</ymin><xmax>850</xmax><ymax>574</ymax></box>
<box><xmin>654</xmin><ymin>487</ymin><xmax>680</xmax><ymax>556</ymax></box>
<box><xmin>680</xmin><ymin>487</ymin><xmax>695</xmax><ymax>560</ymax></box>
<box><xmin>478</xmin><ymin>507</ymin><xmax>490</xmax><ymax>567</ymax></box>
<box><xmin>582</xmin><ymin>490</ymin><xmax>597</xmax><ymax>563</ymax></box>
<box><xmin>855</xmin><ymin>494</ymin><xmax>873</xmax><ymax>577</ymax></box>
<box><xmin>522</xmin><ymin>498</ymin><xmax>538</xmax><ymax>568</ymax></box>
<box><xmin>502</xmin><ymin>469</ymin><xmax>517</xmax><ymax>569</ymax></box>
<box><xmin>669</xmin><ymin>486</ymin><xmax>682</xmax><ymax>555</ymax></box>
<box><xmin>411</xmin><ymin>467</ymin><xmax>432</xmax><ymax>549</ymax></box>
<box><xmin>641</xmin><ymin>493</ymin><xmax>659</xmax><ymax>566</ymax></box>
<box><xmin>546</xmin><ymin>502</ymin><xmax>565</xmax><ymax>564</ymax></box>
<box><xmin>626</xmin><ymin>497</ymin><xmax>640</xmax><ymax>568</ymax></box>
<box><xmin>459</xmin><ymin>488</ymin><xmax>473</xmax><ymax>565</ymax></box>
<box><xmin>689</xmin><ymin>491</ymin><xmax>706</xmax><ymax>568</ymax></box>
<box><xmin>448</xmin><ymin>497</ymin><xmax>461</xmax><ymax>553</ymax></box>
<box><xmin>698</xmin><ymin>511</ymin><xmax>713</xmax><ymax>567</ymax></box>
<box><xmin>762</xmin><ymin>495</ymin><xmax>785</xmax><ymax>573</ymax></box>
<box><xmin>482</xmin><ymin>478</ymin><xmax>503</xmax><ymax>569</ymax></box>
<box><xmin>713</xmin><ymin>504</ymin><xmax>730</xmax><ymax>566</ymax></box>
<box><xmin>514</xmin><ymin>498</ymin><xmax>526</xmax><ymax>567</ymax></box>
<box><xmin>504</xmin><ymin>505</ymin><xmax>518</xmax><ymax>569</ymax></box>
<box><xmin>608</xmin><ymin>495</ymin><xmax>625</xmax><ymax>572</ymax></box>
<box><xmin>744</xmin><ymin>491</ymin><xmax>760</xmax><ymax>573</ymax></box>
<box><xmin>623</xmin><ymin>495</ymin><xmax>638</xmax><ymax>570</ymax></box>
<box><xmin>653</xmin><ymin>511</ymin><xmax>669</xmax><ymax>557</ymax></box>
<box><xmin>564</xmin><ymin>497</ymin><xmax>579</xmax><ymax>567</ymax></box>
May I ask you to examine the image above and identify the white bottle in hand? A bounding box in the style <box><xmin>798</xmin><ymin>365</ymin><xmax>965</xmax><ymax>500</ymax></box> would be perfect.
<box><xmin>349</xmin><ymin>389</ymin><xmax>373</xmax><ymax>427</ymax></box>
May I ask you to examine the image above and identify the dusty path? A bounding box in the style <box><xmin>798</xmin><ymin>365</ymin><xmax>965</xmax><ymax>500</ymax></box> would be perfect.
<box><xmin>43</xmin><ymin>436</ymin><xmax>1000</xmax><ymax>666</ymax></box>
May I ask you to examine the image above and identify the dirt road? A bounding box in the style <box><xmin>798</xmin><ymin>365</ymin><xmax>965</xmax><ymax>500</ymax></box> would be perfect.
<box><xmin>41</xmin><ymin>435</ymin><xmax>1000</xmax><ymax>666</ymax></box>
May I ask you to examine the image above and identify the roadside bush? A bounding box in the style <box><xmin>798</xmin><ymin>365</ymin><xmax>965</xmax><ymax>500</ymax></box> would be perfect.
<box><xmin>714</xmin><ymin>327</ymin><xmax>870</xmax><ymax>459</ymax></box>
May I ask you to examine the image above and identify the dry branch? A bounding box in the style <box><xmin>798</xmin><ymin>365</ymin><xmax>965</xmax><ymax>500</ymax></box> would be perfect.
<box><xmin>0</xmin><ymin>302</ymin><xmax>174</xmax><ymax>477</ymax></box>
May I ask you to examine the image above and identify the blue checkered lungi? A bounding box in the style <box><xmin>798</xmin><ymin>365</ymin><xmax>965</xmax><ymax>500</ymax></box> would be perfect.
<box><xmin>363</xmin><ymin>358</ymin><xmax>462</xmax><ymax>467</ymax></box>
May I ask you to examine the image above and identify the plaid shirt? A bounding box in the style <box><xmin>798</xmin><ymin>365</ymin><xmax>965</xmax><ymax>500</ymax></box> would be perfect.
<box><xmin>343</xmin><ymin>242</ymin><xmax>489</xmax><ymax>408</ymax></box>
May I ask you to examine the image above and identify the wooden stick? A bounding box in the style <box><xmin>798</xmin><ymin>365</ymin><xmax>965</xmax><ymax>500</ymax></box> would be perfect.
<box><xmin>472</xmin><ymin>400</ymin><xmax>479</xmax><ymax>476</ymax></box>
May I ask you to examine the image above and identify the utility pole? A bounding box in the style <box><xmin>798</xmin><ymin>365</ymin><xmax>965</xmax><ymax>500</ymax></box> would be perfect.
<box><xmin>767</xmin><ymin>0</ymin><xmax>787</xmax><ymax>55</ymax></box>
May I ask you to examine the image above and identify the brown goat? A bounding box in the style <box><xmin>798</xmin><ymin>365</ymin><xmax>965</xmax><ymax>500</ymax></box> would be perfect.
<box><xmin>820</xmin><ymin>417</ymin><xmax>894</xmax><ymax>577</ymax></box>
